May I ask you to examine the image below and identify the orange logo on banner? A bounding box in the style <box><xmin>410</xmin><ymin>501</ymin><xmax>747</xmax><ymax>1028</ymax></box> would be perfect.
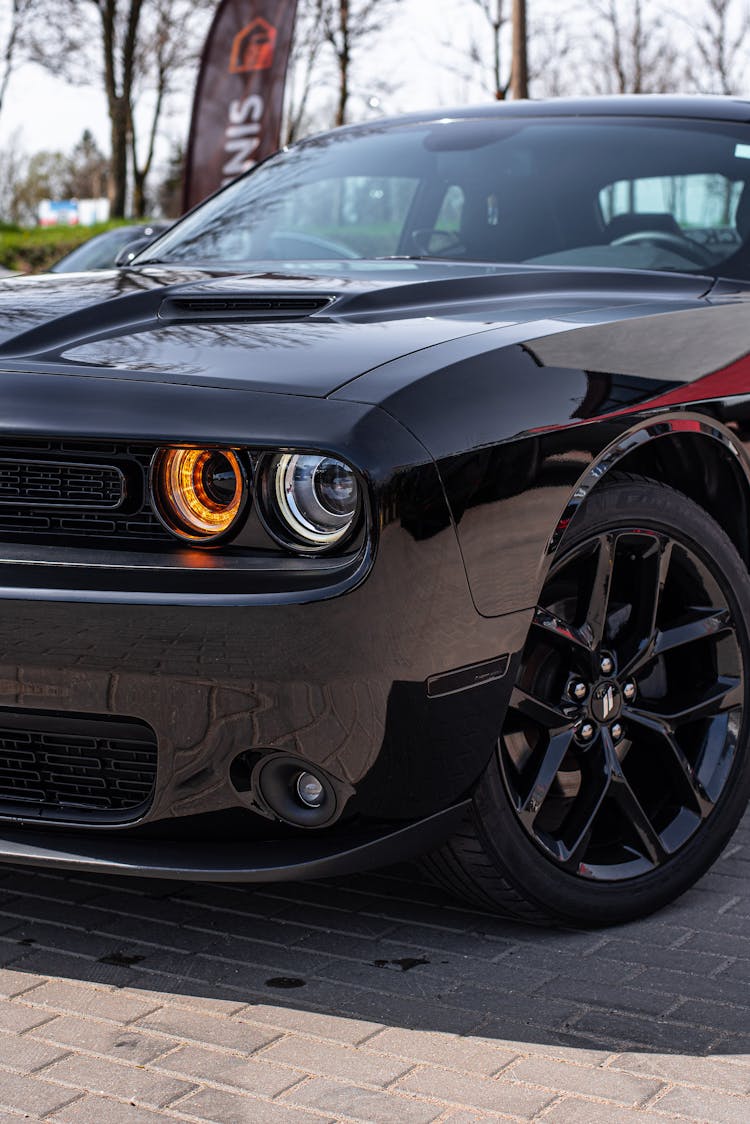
<box><xmin>229</xmin><ymin>17</ymin><xmax>277</xmax><ymax>73</ymax></box>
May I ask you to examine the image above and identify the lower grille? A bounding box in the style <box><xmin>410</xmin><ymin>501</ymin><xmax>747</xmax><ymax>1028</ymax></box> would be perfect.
<box><xmin>0</xmin><ymin>709</ymin><xmax>157</xmax><ymax>824</ymax></box>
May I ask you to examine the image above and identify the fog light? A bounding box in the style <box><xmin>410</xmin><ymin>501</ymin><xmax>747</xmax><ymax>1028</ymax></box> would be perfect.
<box><xmin>296</xmin><ymin>771</ymin><xmax>325</xmax><ymax>808</ymax></box>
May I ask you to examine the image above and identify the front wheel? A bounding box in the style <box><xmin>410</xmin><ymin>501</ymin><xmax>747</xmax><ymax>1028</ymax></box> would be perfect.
<box><xmin>425</xmin><ymin>476</ymin><xmax>750</xmax><ymax>926</ymax></box>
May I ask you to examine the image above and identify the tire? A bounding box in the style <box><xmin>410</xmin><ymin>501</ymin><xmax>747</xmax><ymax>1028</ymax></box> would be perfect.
<box><xmin>424</xmin><ymin>475</ymin><xmax>750</xmax><ymax>926</ymax></box>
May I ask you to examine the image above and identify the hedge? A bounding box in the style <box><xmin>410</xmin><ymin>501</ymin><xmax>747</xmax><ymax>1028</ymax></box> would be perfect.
<box><xmin>0</xmin><ymin>222</ymin><xmax>135</xmax><ymax>274</ymax></box>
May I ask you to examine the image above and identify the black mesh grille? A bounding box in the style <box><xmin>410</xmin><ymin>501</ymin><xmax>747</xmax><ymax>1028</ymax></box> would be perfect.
<box><xmin>0</xmin><ymin>710</ymin><xmax>157</xmax><ymax>823</ymax></box>
<box><xmin>0</xmin><ymin>439</ymin><xmax>171</xmax><ymax>546</ymax></box>
<box><xmin>0</xmin><ymin>459</ymin><xmax>124</xmax><ymax>507</ymax></box>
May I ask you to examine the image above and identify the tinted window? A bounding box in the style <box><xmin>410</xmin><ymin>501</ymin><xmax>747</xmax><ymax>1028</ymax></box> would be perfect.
<box><xmin>141</xmin><ymin>117</ymin><xmax>750</xmax><ymax>280</ymax></box>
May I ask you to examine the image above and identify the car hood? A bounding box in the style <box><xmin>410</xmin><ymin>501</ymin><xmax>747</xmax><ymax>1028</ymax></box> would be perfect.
<box><xmin>0</xmin><ymin>261</ymin><xmax>714</xmax><ymax>398</ymax></box>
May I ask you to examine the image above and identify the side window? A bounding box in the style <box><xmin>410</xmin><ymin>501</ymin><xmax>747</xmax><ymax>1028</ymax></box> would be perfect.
<box><xmin>599</xmin><ymin>174</ymin><xmax>744</xmax><ymax>245</ymax></box>
<box><xmin>435</xmin><ymin>185</ymin><xmax>465</xmax><ymax>233</ymax></box>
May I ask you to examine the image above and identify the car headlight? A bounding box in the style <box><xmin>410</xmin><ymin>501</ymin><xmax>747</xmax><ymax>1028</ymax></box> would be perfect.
<box><xmin>151</xmin><ymin>447</ymin><xmax>247</xmax><ymax>543</ymax></box>
<box><xmin>262</xmin><ymin>453</ymin><xmax>361</xmax><ymax>550</ymax></box>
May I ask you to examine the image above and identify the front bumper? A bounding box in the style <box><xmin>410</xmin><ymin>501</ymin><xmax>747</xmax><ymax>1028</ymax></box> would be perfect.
<box><xmin>0</xmin><ymin>373</ymin><xmax>532</xmax><ymax>874</ymax></box>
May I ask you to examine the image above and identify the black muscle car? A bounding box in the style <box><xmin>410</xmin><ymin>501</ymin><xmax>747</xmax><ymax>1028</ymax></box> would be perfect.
<box><xmin>1</xmin><ymin>96</ymin><xmax>750</xmax><ymax>926</ymax></box>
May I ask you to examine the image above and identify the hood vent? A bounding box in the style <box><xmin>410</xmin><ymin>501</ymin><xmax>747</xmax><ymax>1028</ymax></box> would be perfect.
<box><xmin>159</xmin><ymin>295</ymin><xmax>334</xmax><ymax>322</ymax></box>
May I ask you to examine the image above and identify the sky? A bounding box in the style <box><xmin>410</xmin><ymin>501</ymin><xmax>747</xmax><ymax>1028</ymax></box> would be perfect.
<box><xmin>0</xmin><ymin>0</ymin><xmax>485</xmax><ymax>165</ymax></box>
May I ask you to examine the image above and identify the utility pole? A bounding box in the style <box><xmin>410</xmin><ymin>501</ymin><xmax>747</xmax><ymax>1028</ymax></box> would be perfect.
<box><xmin>511</xmin><ymin>0</ymin><xmax>528</xmax><ymax>99</ymax></box>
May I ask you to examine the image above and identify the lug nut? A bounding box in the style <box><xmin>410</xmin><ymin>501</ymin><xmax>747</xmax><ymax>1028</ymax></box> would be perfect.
<box><xmin>611</xmin><ymin>722</ymin><xmax>624</xmax><ymax>741</ymax></box>
<box><xmin>600</xmin><ymin>655</ymin><xmax>614</xmax><ymax>676</ymax></box>
<box><xmin>623</xmin><ymin>681</ymin><xmax>636</xmax><ymax>702</ymax></box>
<box><xmin>569</xmin><ymin>680</ymin><xmax>588</xmax><ymax>701</ymax></box>
<box><xmin>578</xmin><ymin>721</ymin><xmax>595</xmax><ymax>742</ymax></box>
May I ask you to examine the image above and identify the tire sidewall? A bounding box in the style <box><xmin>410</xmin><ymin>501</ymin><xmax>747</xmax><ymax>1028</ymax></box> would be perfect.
<box><xmin>475</xmin><ymin>477</ymin><xmax>750</xmax><ymax>926</ymax></box>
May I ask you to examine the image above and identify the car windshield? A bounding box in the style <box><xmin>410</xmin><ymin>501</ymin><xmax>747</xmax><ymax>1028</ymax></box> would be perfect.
<box><xmin>138</xmin><ymin>116</ymin><xmax>750</xmax><ymax>280</ymax></box>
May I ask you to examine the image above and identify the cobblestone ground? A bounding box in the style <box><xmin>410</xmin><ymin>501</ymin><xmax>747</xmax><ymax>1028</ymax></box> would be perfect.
<box><xmin>0</xmin><ymin>813</ymin><xmax>748</xmax><ymax>1122</ymax></box>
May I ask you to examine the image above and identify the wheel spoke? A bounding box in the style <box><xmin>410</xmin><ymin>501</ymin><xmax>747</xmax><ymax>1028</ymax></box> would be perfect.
<box><xmin>555</xmin><ymin>755</ymin><xmax>610</xmax><ymax>870</ymax></box>
<box><xmin>623</xmin><ymin>707</ymin><xmax>714</xmax><ymax>816</ymax></box>
<box><xmin>652</xmin><ymin>608</ymin><xmax>732</xmax><ymax>659</ymax></box>
<box><xmin>518</xmin><ymin>729</ymin><xmax>575</xmax><ymax>829</ymax></box>
<box><xmin>609</xmin><ymin>767</ymin><xmax>668</xmax><ymax>865</ymax></box>
<box><xmin>619</xmin><ymin>536</ymin><xmax>672</xmax><ymax>674</ymax></box>
<box><xmin>510</xmin><ymin>686</ymin><xmax>573</xmax><ymax>731</ymax></box>
<box><xmin>531</xmin><ymin>606</ymin><xmax>592</xmax><ymax>653</ymax></box>
<box><xmin>580</xmin><ymin>533</ymin><xmax>616</xmax><ymax>650</ymax></box>
<box><xmin>633</xmin><ymin>676</ymin><xmax>743</xmax><ymax>726</ymax></box>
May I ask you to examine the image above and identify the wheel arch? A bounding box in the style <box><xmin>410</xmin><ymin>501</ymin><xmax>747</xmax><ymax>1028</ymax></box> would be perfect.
<box><xmin>548</xmin><ymin>413</ymin><xmax>750</xmax><ymax>572</ymax></box>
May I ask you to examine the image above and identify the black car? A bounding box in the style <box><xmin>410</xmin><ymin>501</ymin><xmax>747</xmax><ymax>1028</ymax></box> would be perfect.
<box><xmin>49</xmin><ymin>224</ymin><xmax>168</xmax><ymax>272</ymax></box>
<box><xmin>1</xmin><ymin>96</ymin><xmax>750</xmax><ymax>927</ymax></box>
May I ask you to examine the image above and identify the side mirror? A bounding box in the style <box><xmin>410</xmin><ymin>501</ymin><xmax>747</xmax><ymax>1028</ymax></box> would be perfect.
<box><xmin>115</xmin><ymin>235</ymin><xmax>158</xmax><ymax>267</ymax></box>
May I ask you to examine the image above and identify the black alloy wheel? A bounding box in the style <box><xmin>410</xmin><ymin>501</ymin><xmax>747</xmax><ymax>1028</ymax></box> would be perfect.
<box><xmin>424</xmin><ymin>476</ymin><xmax>750</xmax><ymax>926</ymax></box>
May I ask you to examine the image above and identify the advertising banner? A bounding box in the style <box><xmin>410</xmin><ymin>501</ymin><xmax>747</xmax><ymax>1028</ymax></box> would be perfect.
<box><xmin>183</xmin><ymin>0</ymin><xmax>298</xmax><ymax>211</ymax></box>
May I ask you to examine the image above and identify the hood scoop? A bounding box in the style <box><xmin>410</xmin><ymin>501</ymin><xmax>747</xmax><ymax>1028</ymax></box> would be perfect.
<box><xmin>158</xmin><ymin>294</ymin><xmax>335</xmax><ymax>322</ymax></box>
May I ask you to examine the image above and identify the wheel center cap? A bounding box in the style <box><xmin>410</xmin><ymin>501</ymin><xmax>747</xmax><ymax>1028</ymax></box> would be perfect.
<box><xmin>590</xmin><ymin>680</ymin><xmax>622</xmax><ymax>723</ymax></box>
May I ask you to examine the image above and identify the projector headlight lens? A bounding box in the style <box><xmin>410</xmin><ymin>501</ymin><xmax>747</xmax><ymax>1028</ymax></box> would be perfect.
<box><xmin>151</xmin><ymin>446</ymin><xmax>246</xmax><ymax>542</ymax></box>
<box><xmin>266</xmin><ymin>453</ymin><xmax>360</xmax><ymax>548</ymax></box>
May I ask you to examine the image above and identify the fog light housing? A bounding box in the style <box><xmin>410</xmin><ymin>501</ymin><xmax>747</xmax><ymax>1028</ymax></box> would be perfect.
<box><xmin>151</xmin><ymin>446</ymin><xmax>247</xmax><ymax>543</ymax></box>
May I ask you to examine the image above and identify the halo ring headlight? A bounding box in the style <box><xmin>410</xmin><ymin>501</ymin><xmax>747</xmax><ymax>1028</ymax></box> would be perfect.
<box><xmin>262</xmin><ymin>453</ymin><xmax>361</xmax><ymax>550</ymax></box>
<box><xmin>151</xmin><ymin>446</ymin><xmax>247</xmax><ymax>543</ymax></box>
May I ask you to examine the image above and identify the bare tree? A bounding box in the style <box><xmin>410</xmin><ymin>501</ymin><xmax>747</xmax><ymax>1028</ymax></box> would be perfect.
<box><xmin>318</xmin><ymin>0</ymin><xmax>399</xmax><ymax>126</ymax></box>
<box><xmin>129</xmin><ymin>0</ymin><xmax>213</xmax><ymax>217</ymax></box>
<box><xmin>284</xmin><ymin>0</ymin><xmax>327</xmax><ymax>144</ymax></box>
<box><xmin>0</xmin><ymin>0</ymin><xmax>41</xmax><ymax>121</ymax></box>
<box><xmin>36</xmin><ymin>0</ymin><xmax>210</xmax><ymax>218</ymax></box>
<box><xmin>689</xmin><ymin>0</ymin><xmax>749</xmax><ymax>94</ymax></box>
<box><xmin>511</xmin><ymin>0</ymin><xmax>528</xmax><ymax>99</ymax></box>
<box><xmin>589</xmin><ymin>0</ymin><xmax>684</xmax><ymax>95</ymax></box>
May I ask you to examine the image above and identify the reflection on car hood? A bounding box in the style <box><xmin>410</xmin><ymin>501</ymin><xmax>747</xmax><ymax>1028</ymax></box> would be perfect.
<box><xmin>0</xmin><ymin>261</ymin><xmax>714</xmax><ymax>398</ymax></box>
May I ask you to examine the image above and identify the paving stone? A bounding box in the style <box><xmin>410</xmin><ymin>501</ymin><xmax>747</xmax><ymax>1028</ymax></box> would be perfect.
<box><xmin>396</xmin><ymin>1067</ymin><xmax>556</xmax><ymax>1116</ymax></box>
<box><xmin>177</xmin><ymin>1086</ymin><xmax>332</xmax><ymax>1123</ymax></box>
<box><xmin>19</xmin><ymin>981</ymin><xmax>162</xmax><ymax>1025</ymax></box>
<box><xmin>284</xmin><ymin>1077</ymin><xmax>445</xmax><ymax>1122</ymax></box>
<box><xmin>502</xmin><ymin>1056</ymin><xmax>663</xmax><ymax>1105</ymax></box>
<box><xmin>538</xmin><ymin>1099</ymin><xmax>669</xmax><ymax>1123</ymax></box>
<box><xmin>136</xmin><ymin>1004</ymin><xmax>281</xmax><ymax>1052</ymax></box>
<box><xmin>236</xmin><ymin>1003</ymin><xmax>383</xmax><ymax>1045</ymax></box>
<box><xmin>655</xmin><ymin>1084</ymin><xmax>750</xmax><ymax>1123</ymax></box>
<box><xmin>0</xmin><ymin>968</ymin><xmax>44</xmax><ymax>999</ymax></box>
<box><xmin>568</xmin><ymin>1009</ymin><xmax>718</xmax><ymax>1052</ymax></box>
<box><xmin>0</xmin><ymin>1004</ymin><xmax>55</xmax><ymax>1035</ymax></box>
<box><xmin>155</xmin><ymin>1043</ymin><xmax>301</xmax><ymax>1096</ymax></box>
<box><xmin>364</xmin><ymin>1027</ymin><xmax>519</xmax><ymax>1075</ymax></box>
<box><xmin>607</xmin><ymin>1051</ymin><xmax>750</xmax><ymax>1093</ymax></box>
<box><xmin>51</xmin><ymin>1096</ymin><xmax>182</xmax><ymax>1124</ymax></box>
<box><xmin>31</xmin><ymin>1014</ymin><xmax>173</xmax><ymax>1066</ymax></box>
<box><xmin>0</xmin><ymin>1072</ymin><xmax>77</xmax><ymax>1116</ymax></box>
<box><xmin>40</xmin><ymin>1053</ymin><xmax>195</xmax><ymax>1109</ymax></box>
<box><xmin>0</xmin><ymin>1031</ymin><xmax>68</xmax><ymax>1074</ymax></box>
<box><xmin>261</xmin><ymin>1034</ymin><xmax>414</xmax><ymax>1086</ymax></box>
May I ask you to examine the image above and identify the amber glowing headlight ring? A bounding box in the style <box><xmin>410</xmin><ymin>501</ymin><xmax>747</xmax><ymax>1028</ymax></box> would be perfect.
<box><xmin>149</xmin><ymin>447</ymin><xmax>249</xmax><ymax>544</ymax></box>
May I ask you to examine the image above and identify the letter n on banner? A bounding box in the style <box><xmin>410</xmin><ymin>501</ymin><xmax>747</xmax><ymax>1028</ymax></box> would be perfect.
<box><xmin>183</xmin><ymin>0</ymin><xmax>298</xmax><ymax>211</ymax></box>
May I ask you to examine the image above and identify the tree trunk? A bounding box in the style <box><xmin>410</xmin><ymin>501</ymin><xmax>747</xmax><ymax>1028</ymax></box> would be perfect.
<box><xmin>511</xmin><ymin>0</ymin><xmax>528</xmax><ymax>99</ymax></box>
<box><xmin>109</xmin><ymin>97</ymin><xmax>129</xmax><ymax>218</ymax></box>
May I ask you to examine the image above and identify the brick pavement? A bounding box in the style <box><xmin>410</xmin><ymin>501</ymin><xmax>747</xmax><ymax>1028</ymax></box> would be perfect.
<box><xmin>0</xmin><ymin>813</ymin><xmax>748</xmax><ymax>1122</ymax></box>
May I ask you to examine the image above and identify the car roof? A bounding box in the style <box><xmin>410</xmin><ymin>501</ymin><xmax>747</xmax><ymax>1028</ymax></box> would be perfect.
<box><xmin>321</xmin><ymin>95</ymin><xmax>750</xmax><ymax>140</ymax></box>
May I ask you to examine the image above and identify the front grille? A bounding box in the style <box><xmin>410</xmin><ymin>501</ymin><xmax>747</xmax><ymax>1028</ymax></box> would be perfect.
<box><xmin>0</xmin><ymin>709</ymin><xmax>157</xmax><ymax>823</ymax></box>
<box><xmin>0</xmin><ymin>459</ymin><xmax>124</xmax><ymax>508</ymax></box>
<box><xmin>0</xmin><ymin>439</ymin><xmax>171</xmax><ymax>547</ymax></box>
